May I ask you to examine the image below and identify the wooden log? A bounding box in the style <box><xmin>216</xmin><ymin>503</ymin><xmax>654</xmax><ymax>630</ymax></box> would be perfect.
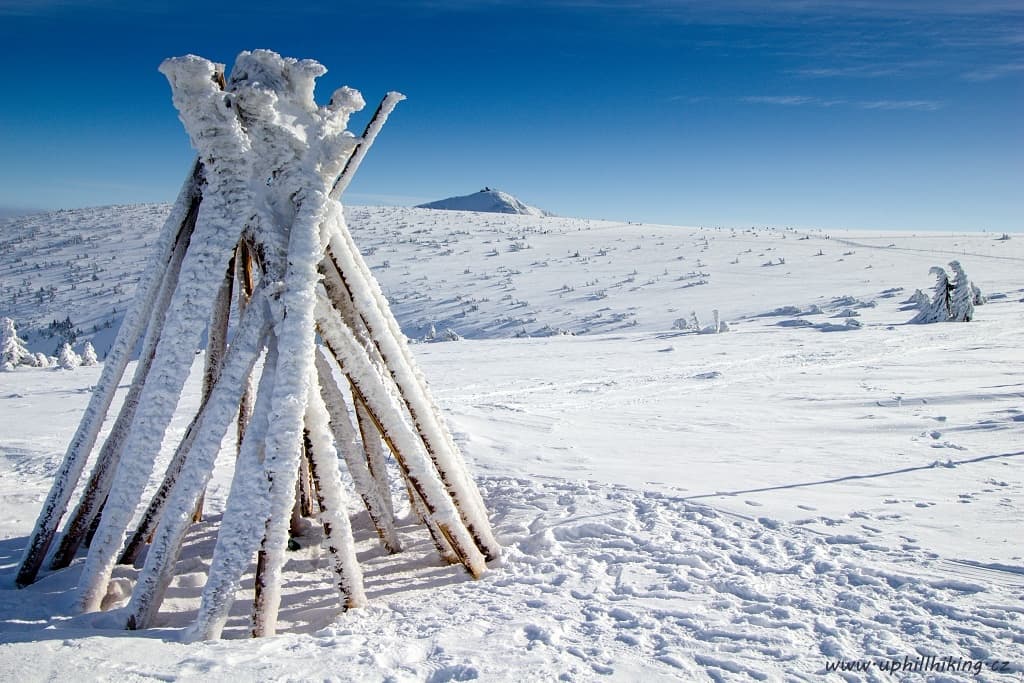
<box><xmin>304</xmin><ymin>379</ymin><xmax>367</xmax><ymax>609</ymax></box>
<box><xmin>78</xmin><ymin>57</ymin><xmax>254</xmax><ymax>614</ymax></box>
<box><xmin>16</xmin><ymin>159</ymin><xmax>204</xmax><ymax>588</ymax></box>
<box><xmin>298</xmin><ymin>439</ymin><xmax>316</xmax><ymax>519</ymax></box>
<box><xmin>194</xmin><ymin>253</ymin><xmax>237</xmax><ymax>523</ymax></box>
<box><xmin>119</xmin><ymin>406</ymin><xmax>204</xmax><ymax>566</ymax></box>
<box><xmin>323</xmin><ymin>231</ymin><xmax>500</xmax><ymax>562</ymax></box>
<box><xmin>186</xmin><ymin>338</ymin><xmax>279</xmax><ymax>642</ymax></box>
<box><xmin>235</xmin><ymin>239</ymin><xmax>256</xmax><ymax>453</ymax></box>
<box><xmin>251</xmin><ymin>544</ymin><xmax>269</xmax><ymax>638</ymax></box>
<box><xmin>119</xmin><ymin>253</ymin><xmax>239</xmax><ymax>565</ymax></box>
<box><xmin>329</xmin><ymin>92</ymin><xmax>405</xmax><ymax>201</ymax></box>
<box><xmin>123</xmin><ymin>292</ymin><xmax>270</xmax><ymax>629</ymax></box>
<box><xmin>50</xmin><ymin>188</ymin><xmax>201</xmax><ymax>569</ymax></box>
<box><xmin>354</xmin><ymin>398</ymin><xmax>398</xmax><ymax>530</ymax></box>
<box><xmin>315</xmin><ymin>292</ymin><xmax>483</xmax><ymax>577</ymax></box>
<box><xmin>315</xmin><ymin>350</ymin><xmax>401</xmax><ymax>554</ymax></box>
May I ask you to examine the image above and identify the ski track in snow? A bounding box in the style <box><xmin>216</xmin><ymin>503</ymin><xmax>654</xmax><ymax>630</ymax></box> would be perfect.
<box><xmin>1</xmin><ymin>205</ymin><xmax>1023</xmax><ymax>679</ymax></box>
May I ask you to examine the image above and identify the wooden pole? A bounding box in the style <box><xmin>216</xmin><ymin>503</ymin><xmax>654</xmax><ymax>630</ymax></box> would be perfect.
<box><xmin>16</xmin><ymin>159</ymin><xmax>204</xmax><ymax>587</ymax></box>
<box><xmin>323</xmin><ymin>235</ymin><xmax>500</xmax><ymax>562</ymax></box>
<box><xmin>193</xmin><ymin>253</ymin><xmax>237</xmax><ymax>523</ymax></box>
<box><xmin>124</xmin><ymin>293</ymin><xmax>270</xmax><ymax>629</ymax></box>
<box><xmin>315</xmin><ymin>294</ymin><xmax>483</xmax><ymax>576</ymax></box>
<box><xmin>50</xmin><ymin>189</ymin><xmax>201</xmax><ymax>569</ymax></box>
<box><xmin>315</xmin><ymin>350</ymin><xmax>401</xmax><ymax>554</ymax></box>
<box><xmin>187</xmin><ymin>336</ymin><xmax>280</xmax><ymax>642</ymax></box>
<box><xmin>304</xmin><ymin>380</ymin><xmax>367</xmax><ymax>609</ymax></box>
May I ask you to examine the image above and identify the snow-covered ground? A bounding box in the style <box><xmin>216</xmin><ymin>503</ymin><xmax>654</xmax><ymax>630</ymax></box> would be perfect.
<box><xmin>1</xmin><ymin>204</ymin><xmax>1022</xmax><ymax>680</ymax></box>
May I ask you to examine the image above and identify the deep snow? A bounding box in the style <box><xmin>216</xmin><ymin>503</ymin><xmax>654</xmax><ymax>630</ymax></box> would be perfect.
<box><xmin>1</xmin><ymin>204</ymin><xmax>1022</xmax><ymax>680</ymax></box>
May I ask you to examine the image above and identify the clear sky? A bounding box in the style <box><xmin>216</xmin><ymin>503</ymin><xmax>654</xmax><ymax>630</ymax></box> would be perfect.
<box><xmin>1</xmin><ymin>1</ymin><xmax>1021</xmax><ymax>230</ymax></box>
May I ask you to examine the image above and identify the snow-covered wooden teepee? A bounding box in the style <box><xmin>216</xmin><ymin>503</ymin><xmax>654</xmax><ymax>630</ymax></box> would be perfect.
<box><xmin>16</xmin><ymin>50</ymin><xmax>500</xmax><ymax>639</ymax></box>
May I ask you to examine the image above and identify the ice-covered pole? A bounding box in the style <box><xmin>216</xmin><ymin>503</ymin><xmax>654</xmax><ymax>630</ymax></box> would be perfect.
<box><xmin>16</xmin><ymin>158</ymin><xmax>203</xmax><ymax>588</ymax></box>
<box><xmin>329</xmin><ymin>91</ymin><xmax>405</xmax><ymax>200</ymax></box>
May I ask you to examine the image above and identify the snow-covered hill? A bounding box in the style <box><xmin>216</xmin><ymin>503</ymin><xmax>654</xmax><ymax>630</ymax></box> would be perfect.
<box><xmin>1</xmin><ymin>204</ymin><xmax>1023</xmax><ymax>680</ymax></box>
<box><xmin>416</xmin><ymin>188</ymin><xmax>551</xmax><ymax>217</ymax></box>
<box><xmin>3</xmin><ymin>203</ymin><xmax>1019</xmax><ymax>354</ymax></box>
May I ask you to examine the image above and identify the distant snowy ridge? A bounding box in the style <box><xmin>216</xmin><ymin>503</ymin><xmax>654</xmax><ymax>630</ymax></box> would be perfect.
<box><xmin>416</xmin><ymin>188</ymin><xmax>551</xmax><ymax>217</ymax></box>
<box><xmin>2</xmin><ymin>203</ymin><xmax>1020</xmax><ymax>359</ymax></box>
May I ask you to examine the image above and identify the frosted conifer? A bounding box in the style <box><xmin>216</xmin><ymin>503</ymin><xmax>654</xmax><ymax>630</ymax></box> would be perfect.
<box><xmin>81</xmin><ymin>342</ymin><xmax>99</xmax><ymax>366</ymax></box>
<box><xmin>905</xmin><ymin>289</ymin><xmax>929</xmax><ymax>309</ymax></box>
<box><xmin>909</xmin><ymin>266</ymin><xmax>951</xmax><ymax>324</ymax></box>
<box><xmin>948</xmin><ymin>261</ymin><xmax>975</xmax><ymax>322</ymax></box>
<box><xmin>58</xmin><ymin>342</ymin><xmax>81</xmax><ymax>370</ymax></box>
<box><xmin>1</xmin><ymin>317</ymin><xmax>32</xmax><ymax>370</ymax></box>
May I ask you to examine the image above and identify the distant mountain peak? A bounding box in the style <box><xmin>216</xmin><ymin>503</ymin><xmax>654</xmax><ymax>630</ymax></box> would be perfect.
<box><xmin>417</xmin><ymin>188</ymin><xmax>551</xmax><ymax>217</ymax></box>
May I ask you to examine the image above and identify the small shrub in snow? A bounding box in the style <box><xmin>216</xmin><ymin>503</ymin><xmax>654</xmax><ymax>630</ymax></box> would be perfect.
<box><xmin>81</xmin><ymin>341</ymin><xmax>99</xmax><ymax>366</ymax></box>
<box><xmin>909</xmin><ymin>262</ymin><xmax>982</xmax><ymax>324</ymax></box>
<box><xmin>57</xmin><ymin>342</ymin><xmax>81</xmax><ymax>370</ymax></box>
<box><xmin>903</xmin><ymin>289</ymin><xmax>929</xmax><ymax>309</ymax></box>
<box><xmin>1</xmin><ymin>317</ymin><xmax>34</xmax><ymax>370</ymax></box>
<box><xmin>698</xmin><ymin>310</ymin><xmax>729</xmax><ymax>334</ymax></box>
<box><xmin>948</xmin><ymin>261</ymin><xmax>975</xmax><ymax>322</ymax></box>
<box><xmin>440</xmin><ymin>328</ymin><xmax>463</xmax><ymax>342</ymax></box>
<box><xmin>970</xmin><ymin>282</ymin><xmax>985</xmax><ymax>306</ymax></box>
<box><xmin>909</xmin><ymin>266</ymin><xmax>952</xmax><ymax>324</ymax></box>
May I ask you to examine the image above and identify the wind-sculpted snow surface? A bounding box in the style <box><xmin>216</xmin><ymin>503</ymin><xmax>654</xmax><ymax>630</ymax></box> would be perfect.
<box><xmin>0</xmin><ymin>205</ymin><xmax>1022</xmax><ymax>677</ymax></box>
<box><xmin>0</xmin><ymin>476</ymin><xmax>1020</xmax><ymax>679</ymax></box>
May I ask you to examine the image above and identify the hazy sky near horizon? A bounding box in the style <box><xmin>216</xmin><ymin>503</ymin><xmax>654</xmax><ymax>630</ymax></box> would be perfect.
<box><xmin>0</xmin><ymin>1</ymin><xmax>1020</xmax><ymax>230</ymax></box>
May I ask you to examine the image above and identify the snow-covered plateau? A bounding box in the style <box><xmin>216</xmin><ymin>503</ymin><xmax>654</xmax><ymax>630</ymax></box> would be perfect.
<box><xmin>1</xmin><ymin>204</ymin><xmax>1022</xmax><ymax>681</ymax></box>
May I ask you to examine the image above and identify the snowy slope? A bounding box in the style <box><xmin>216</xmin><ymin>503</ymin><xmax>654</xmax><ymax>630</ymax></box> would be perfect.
<box><xmin>5</xmin><ymin>203</ymin><xmax>1018</xmax><ymax>351</ymax></box>
<box><xmin>416</xmin><ymin>189</ymin><xmax>551</xmax><ymax>217</ymax></box>
<box><xmin>0</xmin><ymin>205</ymin><xmax>164</xmax><ymax>357</ymax></box>
<box><xmin>1</xmin><ymin>205</ymin><xmax>1023</xmax><ymax>680</ymax></box>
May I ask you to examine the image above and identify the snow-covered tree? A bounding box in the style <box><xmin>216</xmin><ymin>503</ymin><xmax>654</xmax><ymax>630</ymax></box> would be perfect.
<box><xmin>441</xmin><ymin>327</ymin><xmax>463</xmax><ymax>342</ymax></box>
<box><xmin>906</xmin><ymin>288</ymin><xmax>929</xmax><ymax>309</ymax></box>
<box><xmin>1</xmin><ymin>317</ymin><xmax>32</xmax><ymax>371</ymax></box>
<box><xmin>57</xmin><ymin>342</ymin><xmax>81</xmax><ymax>370</ymax></box>
<box><xmin>698</xmin><ymin>309</ymin><xmax>730</xmax><ymax>334</ymax></box>
<box><xmin>81</xmin><ymin>341</ymin><xmax>99</xmax><ymax>366</ymax></box>
<box><xmin>971</xmin><ymin>282</ymin><xmax>985</xmax><ymax>306</ymax></box>
<box><xmin>33</xmin><ymin>352</ymin><xmax>52</xmax><ymax>368</ymax></box>
<box><xmin>909</xmin><ymin>267</ymin><xmax>952</xmax><ymax>324</ymax></box>
<box><xmin>948</xmin><ymin>261</ymin><xmax>975</xmax><ymax>322</ymax></box>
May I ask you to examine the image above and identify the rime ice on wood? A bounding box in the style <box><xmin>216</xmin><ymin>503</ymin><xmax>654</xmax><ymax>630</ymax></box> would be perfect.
<box><xmin>17</xmin><ymin>50</ymin><xmax>499</xmax><ymax>638</ymax></box>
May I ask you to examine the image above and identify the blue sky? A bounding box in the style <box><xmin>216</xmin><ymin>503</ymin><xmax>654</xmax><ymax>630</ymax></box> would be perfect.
<box><xmin>0</xmin><ymin>1</ymin><xmax>1020</xmax><ymax>230</ymax></box>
